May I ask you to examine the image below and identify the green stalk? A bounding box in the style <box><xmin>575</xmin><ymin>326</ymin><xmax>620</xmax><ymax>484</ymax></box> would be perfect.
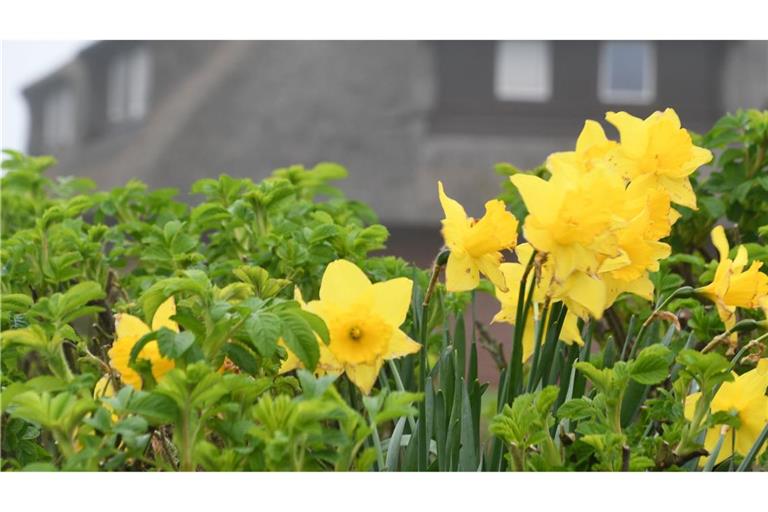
<box><xmin>371</xmin><ymin>422</ymin><xmax>386</xmax><ymax>471</ymax></box>
<box><xmin>527</xmin><ymin>299</ymin><xmax>551</xmax><ymax>392</ymax></box>
<box><xmin>633</xmin><ymin>286</ymin><xmax>695</xmax><ymax>352</ymax></box>
<box><xmin>702</xmin><ymin>428</ymin><xmax>728</xmax><ymax>471</ymax></box>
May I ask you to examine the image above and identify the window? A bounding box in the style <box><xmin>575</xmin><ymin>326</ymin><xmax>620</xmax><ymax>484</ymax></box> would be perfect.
<box><xmin>599</xmin><ymin>41</ymin><xmax>656</xmax><ymax>104</ymax></box>
<box><xmin>107</xmin><ymin>47</ymin><xmax>151</xmax><ymax>123</ymax></box>
<box><xmin>494</xmin><ymin>41</ymin><xmax>552</xmax><ymax>102</ymax></box>
<box><xmin>43</xmin><ymin>87</ymin><xmax>76</xmax><ymax>150</ymax></box>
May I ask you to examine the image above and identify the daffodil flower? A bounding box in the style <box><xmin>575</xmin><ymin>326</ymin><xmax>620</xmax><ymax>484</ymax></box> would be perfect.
<box><xmin>438</xmin><ymin>181</ymin><xmax>519</xmax><ymax>292</ymax></box>
<box><xmin>547</xmin><ymin>120</ymin><xmax>618</xmax><ymax>176</ymax></box>
<box><xmin>107</xmin><ymin>297</ymin><xmax>178</xmax><ymax>389</ymax></box>
<box><xmin>493</xmin><ymin>244</ymin><xmax>584</xmax><ymax>360</ymax></box>
<box><xmin>685</xmin><ymin>359</ymin><xmax>768</xmax><ymax>465</ymax></box>
<box><xmin>697</xmin><ymin>226</ymin><xmax>768</xmax><ymax>342</ymax></box>
<box><xmin>605</xmin><ymin>108</ymin><xmax>712</xmax><ymax>209</ymax></box>
<box><xmin>511</xmin><ymin>166</ymin><xmax>624</xmax><ymax>284</ymax></box>
<box><xmin>281</xmin><ymin>260</ymin><xmax>420</xmax><ymax>395</ymax></box>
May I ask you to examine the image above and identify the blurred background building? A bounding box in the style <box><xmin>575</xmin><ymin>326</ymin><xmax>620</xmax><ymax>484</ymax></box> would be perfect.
<box><xmin>16</xmin><ymin>41</ymin><xmax>768</xmax><ymax>265</ymax></box>
<box><xmin>8</xmin><ymin>40</ymin><xmax>768</xmax><ymax>381</ymax></box>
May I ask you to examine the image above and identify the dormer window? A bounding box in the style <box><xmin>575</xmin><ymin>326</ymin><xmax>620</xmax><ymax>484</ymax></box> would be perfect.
<box><xmin>598</xmin><ymin>41</ymin><xmax>656</xmax><ymax>105</ymax></box>
<box><xmin>494</xmin><ymin>41</ymin><xmax>552</xmax><ymax>102</ymax></box>
<box><xmin>107</xmin><ymin>47</ymin><xmax>151</xmax><ymax>124</ymax></box>
<box><xmin>42</xmin><ymin>87</ymin><xmax>76</xmax><ymax>151</ymax></box>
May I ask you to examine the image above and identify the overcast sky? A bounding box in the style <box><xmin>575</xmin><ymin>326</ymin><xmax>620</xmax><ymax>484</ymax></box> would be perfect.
<box><xmin>2</xmin><ymin>40</ymin><xmax>93</xmax><ymax>152</ymax></box>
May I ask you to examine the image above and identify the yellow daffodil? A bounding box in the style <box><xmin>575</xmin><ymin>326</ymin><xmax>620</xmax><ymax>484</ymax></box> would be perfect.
<box><xmin>697</xmin><ymin>226</ymin><xmax>768</xmax><ymax>342</ymax></box>
<box><xmin>605</xmin><ymin>108</ymin><xmax>712</xmax><ymax>209</ymax></box>
<box><xmin>107</xmin><ymin>297</ymin><xmax>177</xmax><ymax>389</ymax></box>
<box><xmin>281</xmin><ymin>260</ymin><xmax>420</xmax><ymax>394</ymax></box>
<box><xmin>493</xmin><ymin>244</ymin><xmax>584</xmax><ymax>360</ymax></box>
<box><xmin>511</xmin><ymin>166</ymin><xmax>624</xmax><ymax>283</ymax></box>
<box><xmin>600</xmin><ymin>184</ymin><xmax>674</xmax><ymax>283</ymax></box>
<box><xmin>438</xmin><ymin>181</ymin><xmax>519</xmax><ymax>292</ymax></box>
<box><xmin>547</xmin><ymin>120</ymin><xmax>619</xmax><ymax>177</ymax></box>
<box><xmin>685</xmin><ymin>359</ymin><xmax>768</xmax><ymax>465</ymax></box>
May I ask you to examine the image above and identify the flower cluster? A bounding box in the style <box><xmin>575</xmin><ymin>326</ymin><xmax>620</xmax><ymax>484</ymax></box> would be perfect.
<box><xmin>438</xmin><ymin>108</ymin><xmax>712</xmax><ymax>357</ymax></box>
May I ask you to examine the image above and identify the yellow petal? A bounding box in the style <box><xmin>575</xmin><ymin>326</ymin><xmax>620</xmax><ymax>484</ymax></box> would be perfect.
<box><xmin>152</xmin><ymin>296</ymin><xmax>179</xmax><ymax>333</ymax></box>
<box><xmin>438</xmin><ymin>181</ymin><xmax>468</xmax><ymax>224</ymax></box>
<box><xmin>658</xmin><ymin>176</ymin><xmax>697</xmax><ymax>210</ymax></box>
<box><xmin>93</xmin><ymin>375</ymin><xmax>115</xmax><ymax>399</ymax></box>
<box><xmin>710</xmin><ymin>225</ymin><xmax>730</xmax><ymax>262</ymax></box>
<box><xmin>115</xmin><ymin>313</ymin><xmax>150</xmax><ymax>340</ymax></box>
<box><xmin>371</xmin><ymin>277</ymin><xmax>413</xmax><ymax>327</ymax></box>
<box><xmin>346</xmin><ymin>359</ymin><xmax>384</xmax><ymax>395</ymax></box>
<box><xmin>560</xmin><ymin>312</ymin><xmax>585</xmax><ymax>346</ymax></box>
<box><xmin>277</xmin><ymin>339</ymin><xmax>302</xmax><ymax>374</ymax></box>
<box><xmin>445</xmin><ymin>251</ymin><xmax>479</xmax><ymax>292</ymax></box>
<box><xmin>107</xmin><ymin>335</ymin><xmax>144</xmax><ymax>389</ymax></box>
<box><xmin>563</xmin><ymin>272</ymin><xmax>606</xmax><ymax>320</ymax></box>
<box><xmin>476</xmin><ymin>253</ymin><xmax>507</xmax><ymax>292</ymax></box>
<box><xmin>606</xmin><ymin>111</ymin><xmax>649</xmax><ymax>159</ymax></box>
<box><xmin>510</xmin><ymin>174</ymin><xmax>560</xmax><ymax>226</ymax></box>
<box><xmin>385</xmin><ymin>329</ymin><xmax>422</xmax><ymax>359</ymax></box>
<box><xmin>575</xmin><ymin>120</ymin><xmax>610</xmax><ymax>154</ymax></box>
<box><xmin>320</xmin><ymin>259</ymin><xmax>372</xmax><ymax>307</ymax></box>
<box><xmin>684</xmin><ymin>392</ymin><xmax>701</xmax><ymax>421</ymax></box>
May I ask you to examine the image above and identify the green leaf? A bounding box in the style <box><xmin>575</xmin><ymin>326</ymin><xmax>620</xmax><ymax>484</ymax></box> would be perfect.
<box><xmin>279</xmin><ymin>311</ymin><xmax>319</xmax><ymax>371</ymax></box>
<box><xmin>629</xmin><ymin>344</ymin><xmax>672</xmax><ymax>385</ymax></box>
<box><xmin>156</xmin><ymin>329</ymin><xmax>196</xmax><ymax>360</ymax></box>
<box><xmin>222</xmin><ymin>342</ymin><xmax>259</xmax><ymax>375</ymax></box>
<box><xmin>244</xmin><ymin>311</ymin><xmax>282</xmax><ymax>357</ymax></box>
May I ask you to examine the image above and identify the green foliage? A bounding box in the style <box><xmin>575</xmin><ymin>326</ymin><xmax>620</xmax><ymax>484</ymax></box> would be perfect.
<box><xmin>1</xmin><ymin>155</ymin><xmax>427</xmax><ymax>471</ymax></box>
<box><xmin>2</xmin><ymin>108</ymin><xmax>768</xmax><ymax>473</ymax></box>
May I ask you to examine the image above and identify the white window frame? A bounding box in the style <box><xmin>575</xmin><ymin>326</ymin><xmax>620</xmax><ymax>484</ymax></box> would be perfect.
<box><xmin>598</xmin><ymin>41</ymin><xmax>656</xmax><ymax>105</ymax></box>
<box><xmin>494</xmin><ymin>41</ymin><xmax>552</xmax><ymax>102</ymax></box>
<box><xmin>107</xmin><ymin>46</ymin><xmax>152</xmax><ymax>124</ymax></box>
<box><xmin>43</xmin><ymin>87</ymin><xmax>76</xmax><ymax>150</ymax></box>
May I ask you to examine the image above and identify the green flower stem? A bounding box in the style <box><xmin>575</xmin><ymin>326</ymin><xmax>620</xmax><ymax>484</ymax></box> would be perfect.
<box><xmin>702</xmin><ymin>427</ymin><xmax>728</xmax><ymax>471</ymax></box>
<box><xmin>370</xmin><ymin>422</ymin><xmax>386</xmax><ymax>471</ymax></box>
<box><xmin>702</xmin><ymin>319</ymin><xmax>762</xmax><ymax>353</ymax></box>
<box><xmin>527</xmin><ymin>298</ymin><xmax>551</xmax><ymax>392</ymax></box>
<box><xmin>387</xmin><ymin>360</ymin><xmax>417</xmax><ymax>432</ymax></box>
<box><xmin>633</xmin><ymin>286</ymin><xmax>695</xmax><ymax>352</ymax></box>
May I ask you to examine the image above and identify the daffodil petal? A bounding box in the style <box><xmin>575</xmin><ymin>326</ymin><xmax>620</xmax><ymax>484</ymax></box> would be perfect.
<box><xmin>371</xmin><ymin>278</ymin><xmax>413</xmax><ymax>327</ymax></box>
<box><xmin>438</xmin><ymin>181</ymin><xmax>467</xmax><ymax>223</ymax></box>
<box><xmin>152</xmin><ymin>296</ymin><xmax>179</xmax><ymax>333</ymax></box>
<box><xmin>115</xmin><ymin>313</ymin><xmax>150</xmax><ymax>340</ymax></box>
<box><xmin>385</xmin><ymin>329</ymin><xmax>421</xmax><ymax>359</ymax></box>
<box><xmin>320</xmin><ymin>259</ymin><xmax>372</xmax><ymax>307</ymax></box>
<box><xmin>445</xmin><ymin>251</ymin><xmax>479</xmax><ymax>292</ymax></box>
<box><xmin>346</xmin><ymin>359</ymin><xmax>384</xmax><ymax>395</ymax></box>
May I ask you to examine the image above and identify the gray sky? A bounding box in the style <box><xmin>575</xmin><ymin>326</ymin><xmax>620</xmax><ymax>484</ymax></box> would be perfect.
<box><xmin>2</xmin><ymin>40</ymin><xmax>92</xmax><ymax>152</ymax></box>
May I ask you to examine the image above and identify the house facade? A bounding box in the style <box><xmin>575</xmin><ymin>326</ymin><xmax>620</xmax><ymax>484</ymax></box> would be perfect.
<box><xmin>23</xmin><ymin>40</ymin><xmax>768</xmax><ymax>264</ymax></box>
